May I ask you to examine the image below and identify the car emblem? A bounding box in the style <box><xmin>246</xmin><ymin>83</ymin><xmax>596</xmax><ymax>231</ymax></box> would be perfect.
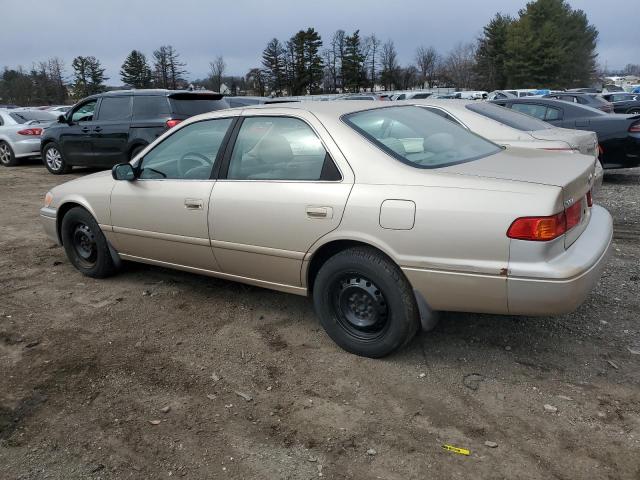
<box><xmin>564</xmin><ymin>198</ymin><xmax>575</xmax><ymax>208</ymax></box>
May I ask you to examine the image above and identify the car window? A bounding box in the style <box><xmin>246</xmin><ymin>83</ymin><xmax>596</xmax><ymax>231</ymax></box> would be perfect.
<box><xmin>97</xmin><ymin>96</ymin><xmax>131</xmax><ymax>121</ymax></box>
<box><xmin>468</xmin><ymin>102</ymin><xmax>552</xmax><ymax>130</ymax></box>
<box><xmin>419</xmin><ymin>106</ymin><xmax>464</xmax><ymax>126</ymax></box>
<box><xmin>344</xmin><ymin>105</ymin><xmax>501</xmax><ymax>169</ymax></box>
<box><xmin>169</xmin><ymin>95</ymin><xmax>229</xmax><ymax>116</ymax></box>
<box><xmin>509</xmin><ymin>103</ymin><xmax>548</xmax><ymax>121</ymax></box>
<box><xmin>396</xmin><ymin>94</ymin><xmax>406</xmax><ymax>100</ymax></box>
<box><xmin>227</xmin><ymin>117</ymin><xmax>334</xmax><ymax>181</ymax></box>
<box><xmin>71</xmin><ymin>100</ymin><xmax>97</xmax><ymax>122</ymax></box>
<box><xmin>8</xmin><ymin>110</ymin><xmax>57</xmax><ymax>124</ymax></box>
<box><xmin>412</xmin><ymin>93</ymin><xmax>431</xmax><ymax>99</ymax></box>
<box><xmin>133</xmin><ymin>96</ymin><xmax>170</xmax><ymax>120</ymax></box>
<box><xmin>139</xmin><ymin>118</ymin><xmax>233</xmax><ymax>180</ymax></box>
<box><xmin>545</xmin><ymin>106</ymin><xmax>561</xmax><ymax>121</ymax></box>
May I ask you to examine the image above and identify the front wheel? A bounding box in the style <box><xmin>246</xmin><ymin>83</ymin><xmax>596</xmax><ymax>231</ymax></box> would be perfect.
<box><xmin>61</xmin><ymin>207</ymin><xmax>118</xmax><ymax>278</ymax></box>
<box><xmin>0</xmin><ymin>141</ymin><xmax>17</xmax><ymax>166</ymax></box>
<box><xmin>43</xmin><ymin>143</ymin><xmax>71</xmax><ymax>174</ymax></box>
<box><xmin>313</xmin><ymin>247</ymin><xmax>419</xmax><ymax>358</ymax></box>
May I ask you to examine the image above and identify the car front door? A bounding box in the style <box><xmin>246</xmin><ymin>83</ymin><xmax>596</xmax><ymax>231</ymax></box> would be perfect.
<box><xmin>209</xmin><ymin>112</ymin><xmax>354</xmax><ymax>289</ymax></box>
<box><xmin>110</xmin><ymin>116</ymin><xmax>236</xmax><ymax>271</ymax></box>
<box><xmin>92</xmin><ymin>95</ymin><xmax>132</xmax><ymax>166</ymax></box>
<box><xmin>60</xmin><ymin>99</ymin><xmax>99</xmax><ymax>164</ymax></box>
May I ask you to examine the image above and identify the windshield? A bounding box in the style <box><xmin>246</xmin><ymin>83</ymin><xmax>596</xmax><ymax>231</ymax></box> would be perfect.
<box><xmin>344</xmin><ymin>106</ymin><xmax>502</xmax><ymax>169</ymax></box>
<box><xmin>9</xmin><ymin>110</ymin><xmax>58</xmax><ymax>124</ymax></box>
<box><xmin>466</xmin><ymin>103</ymin><xmax>553</xmax><ymax>131</ymax></box>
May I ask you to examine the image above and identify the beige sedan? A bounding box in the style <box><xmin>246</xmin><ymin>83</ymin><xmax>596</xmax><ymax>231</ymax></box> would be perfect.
<box><xmin>40</xmin><ymin>102</ymin><xmax>612</xmax><ymax>357</ymax></box>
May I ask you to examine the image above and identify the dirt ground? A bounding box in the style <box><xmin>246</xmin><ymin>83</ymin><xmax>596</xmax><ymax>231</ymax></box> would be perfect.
<box><xmin>1</xmin><ymin>160</ymin><xmax>639</xmax><ymax>480</ymax></box>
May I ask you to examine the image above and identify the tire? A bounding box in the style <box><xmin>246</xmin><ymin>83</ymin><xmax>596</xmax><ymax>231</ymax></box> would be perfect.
<box><xmin>61</xmin><ymin>207</ymin><xmax>118</xmax><ymax>278</ymax></box>
<box><xmin>42</xmin><ymin>142</ymin><xmax>71</xmax><ymax>174</ymax></box>
<box><xmin>313</xmin><ymin>247</ymin><xmax>420</xmax><ymax>358</ymax></box>
<box><xmin>629</xmin><ymin>109</ymin><xmax>640</xmax><ymax>115</ymax></box>
<box><xmin>0</xmin><ymin>141</ymin><xmax>17</xmax><ymax>167</ymax></box>
<box><xmin>130</xmin><ymin>145</ymin><xmax>146</xmax><ymax>161</ymax></box>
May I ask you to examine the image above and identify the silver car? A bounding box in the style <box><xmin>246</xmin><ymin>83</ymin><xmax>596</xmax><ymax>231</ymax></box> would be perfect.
<box><xmin>40</xmin><ymin>102</ymin><xmax>612</xmax><ymax>357</ymax></box>
<box><xmin>409</xmin><ymin>99</ymin><xmax>604</xmax><ymax>191</ymax></box>
<box><xmin>0</xmin><ymin>109</ymin><xmax>58</xmax><ymax>166</ymax></box>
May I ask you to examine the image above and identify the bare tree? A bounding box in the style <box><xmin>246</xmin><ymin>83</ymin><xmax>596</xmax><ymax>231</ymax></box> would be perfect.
<box><xmin>209</xmin><ymin>55</ymin><xmax>226</xmax><ymax>92</ymax></box>
<box><xmin>331</xmin><ymin>30</ymin><xmax>346</xmax><ymax>91</ymax></box>
<box><xmin>380</xmin><ymin>40</ymin><xmax>399</xmax><ymax>90</ymax></box>
<box><xmin>415</xmin><ymin>46</ymin><xmax>439</xmax><ymax>88</ymax></box>
<box><xmin>246</xmin><ymin>68</ymin><xmax>266</xmax><ymax>96</ymax></box>
<box><xmin>153</xmin><ymin>45</ymin><xmax>187</xmax><ymax>89</ymax></box>
<box><xmin>444</xmin><ymin>42</ymin><xmax>477</xmax><ymax>89</ymax></box>
<box><xmin>364</xmin><ymin>34</ymin><xmax>380</xmax><ymax>91</ymax></box>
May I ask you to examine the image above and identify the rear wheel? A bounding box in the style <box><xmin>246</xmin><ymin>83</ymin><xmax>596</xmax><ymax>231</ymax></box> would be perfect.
<box><xmin>43</xmin><ymin>143</ymin><xmax>71</xmax><ymax>174</ymax></box>
<box><xmin>629</xmin><ymin>108</ymin><xmax>640</xmax><ymax>115</ymax></box>
<box><xmin>61</xmin><ymin>207</ymin><xmax>118</xmax><ymax>278</ymax></box>
<box><xmin>313</xmin><ymin>247</ymin><xmax>419</xmax><ymax>358</ymax></box>
<box><xmin>0</xmin><ymin>141</ymin><xmax>17</xmax><ymax>166</ymax></box>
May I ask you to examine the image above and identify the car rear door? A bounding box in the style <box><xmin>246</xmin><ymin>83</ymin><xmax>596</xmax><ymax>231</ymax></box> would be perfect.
<box><xmin>209</xmin><ymin>110</ymin><xmax>354</xmax><ymax>288</ymax></box>
<box><xmin>109</xmin><ymin>116</ymin><xmax>236</xmax><ymax>271</ymax></box>
<box><xmin>92</xmin><ymin>95</ymin><xmax>132</xmax><ymax>166</ymax></box>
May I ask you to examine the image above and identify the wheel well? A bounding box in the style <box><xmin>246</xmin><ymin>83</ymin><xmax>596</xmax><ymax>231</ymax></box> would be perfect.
<box><xmin>129</xmin><ymin>143</ymin><xmax>148</xmax><ymax>159</ymax></box>
<box><xmin>56</xmin><ymin>202</ymin><xmax>84</xmax><ymax>244</ymax></box>
<box><xmin>40</xmin><ymin>139</ymin><xmax>55</xmax><ymax>154</ymax></box>
<box><xmin>306</xmin><ymin>240</ymin><xmax>391</xmax><ymax>292</ymax></box>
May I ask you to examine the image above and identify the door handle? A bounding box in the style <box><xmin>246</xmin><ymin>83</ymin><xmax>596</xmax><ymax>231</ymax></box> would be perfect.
<box><xmin>184</xmin><ymin>198</ymin><xmax>204</xmax><ymax>210</ymax></box>
<box><xmin>93</xmin><ymin>126</ymin><xmax>102</xmax><ymax>133</ymax></box>
<box><xmin>81</xmin><ymin>127</ymin><xmax>90</xmax><ymax>133</ymax></box>
<box><xmin>306</xmin><ymin>206</ymin><xmax>332</xmax><ymax>219</ymax></box>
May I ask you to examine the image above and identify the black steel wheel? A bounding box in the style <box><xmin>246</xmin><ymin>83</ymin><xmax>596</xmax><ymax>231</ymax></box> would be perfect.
<box><xmin>313</xmin><ymin>246</ymin><xmax>420</xmax><ymax>358</ymax></box>
<box><xmin>61</xmin><ymin>207</ymin><xmax>118</xmax><ymax>278</ymax></box>
<box><xmin>330</xmin><ymin>273</ymin><xmax>389</xmax><ymax>341</ymax></box>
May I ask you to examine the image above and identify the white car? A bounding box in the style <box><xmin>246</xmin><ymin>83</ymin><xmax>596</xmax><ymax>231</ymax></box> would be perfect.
<box><xmin>409</xmin><ymin>99</ymin><xmax>603</xmax><ymax>191</ymax></box>
<box><xmin>0</xmin><ymin>109</ymin><xmax>58</xmax><ymax>166</ymax></box>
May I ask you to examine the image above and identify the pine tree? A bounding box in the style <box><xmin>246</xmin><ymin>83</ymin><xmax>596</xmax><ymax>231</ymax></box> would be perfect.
<box><xmin>342</xmin><ymin>30</ymin><xmax>364</xmax><ymax>92</ymax></box>
<box><xmin>261</xmin><ymin>38</ymin><xmax>286</xmax><ymax>95</ymax></box>
<box><xmin>72</xmin><ymin>56</ymin><xmax>107</xmax><ymax>98</ymax></box>
<box><xmin>120</xmin><ymin>50</ymin><xmax>152</xmax><ymax>88</ymax></box>
<box><xmin>504</xmin><ymin>0</ymin><xmax>598</xmax><ymax>88</ymax></box>
<box><xmin>475</xmin><ymin>14</ymin><xmax>513</xmax><ymax>91</ymax></box>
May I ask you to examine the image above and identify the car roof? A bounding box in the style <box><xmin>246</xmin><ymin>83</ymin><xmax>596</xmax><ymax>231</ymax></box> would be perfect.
<box><xmin>81</xmin><ymin>89</ymin><xmax>224</xmax><ymax>99</ymax></box>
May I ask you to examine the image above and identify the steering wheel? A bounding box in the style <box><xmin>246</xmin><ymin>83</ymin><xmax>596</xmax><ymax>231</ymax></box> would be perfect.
<box><xmin>177</xmin><ymin>152</ymin><xmax>211</xmax><ymax>178</ymax></box>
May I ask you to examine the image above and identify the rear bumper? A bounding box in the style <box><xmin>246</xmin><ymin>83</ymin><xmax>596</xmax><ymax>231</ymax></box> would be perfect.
<box><xmin>507</xmin><ymin>205</ymin><xmax>612</xmax><ymax>315</ymax></box>
<box><xmin>40</xmin><ymin>206</ymin><xmax>59</xmax><ymax>245</ymax></box>
<box><xmin>13</xmin><ymin>138</ymin><xmax>42</xmax><ymax>158</ymax></box>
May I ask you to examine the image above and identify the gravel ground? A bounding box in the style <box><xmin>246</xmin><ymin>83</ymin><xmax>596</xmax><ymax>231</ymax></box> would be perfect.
<box><xmin>1</xmin><ymin>161</ymin><xmax>639</xmax><ymax>480</ymax></box>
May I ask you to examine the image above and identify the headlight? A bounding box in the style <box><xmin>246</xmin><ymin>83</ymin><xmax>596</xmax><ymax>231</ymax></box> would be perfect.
<box><xmin>44</xmin><ymin>191</ymin><xmax>53</xmax><ymax>207</ymax></box>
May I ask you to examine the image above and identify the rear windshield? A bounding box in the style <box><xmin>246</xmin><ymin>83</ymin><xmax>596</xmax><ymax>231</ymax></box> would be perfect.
<box><xmin>344</xmin><ymin>105</ymin><xmax>502</xmax><ymax>169</ymax></box>
<box><xmin>9</xmin><ymin>110</ymin><xmax>57</xmax><ymax>124</ymax></box>
<box><xmin>466</xmin><ymin>102</ymin><xmax>552</xmax><ymax>131</ymax></box>
<box><xmin>169</xmin><ymin>97</ymin><xmax>229</xmax><ymax>116</ymax></box>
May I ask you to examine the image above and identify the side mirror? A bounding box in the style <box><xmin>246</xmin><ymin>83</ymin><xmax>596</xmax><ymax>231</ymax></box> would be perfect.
<box><xmin>112</xmin><ymin>163</ymin><xmax>136</xmax><ymax>181</ymax></box>
<box><xmin>58</xmin><ymin>114</ymin><xmax>67</xmax><ymax>123</ymax></box>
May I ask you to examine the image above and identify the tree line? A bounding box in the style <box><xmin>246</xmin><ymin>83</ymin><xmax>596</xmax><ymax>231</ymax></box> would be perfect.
<box><xmin>0</xmin><ymin>1</ymin><xmax>617</xmax><ymax>106</ymax></box>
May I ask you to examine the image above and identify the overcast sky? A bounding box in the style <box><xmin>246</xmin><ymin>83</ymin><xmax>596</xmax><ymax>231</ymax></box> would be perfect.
<box><xmin>1</xmin><ymin>0</ymin><xmax>637</xmax><ymax>84</ymax></box>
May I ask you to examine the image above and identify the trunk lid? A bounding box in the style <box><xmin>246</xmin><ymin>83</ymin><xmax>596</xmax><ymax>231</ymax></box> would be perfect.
<box><xmin>530</xmin><ymin>128</ymin><xmax>598</xmax><ymax>158</ymax></box>
<box><xmin>442</xmin><ymin>147</ymin><xmax>596</xmax><ymax>248</ymax></box>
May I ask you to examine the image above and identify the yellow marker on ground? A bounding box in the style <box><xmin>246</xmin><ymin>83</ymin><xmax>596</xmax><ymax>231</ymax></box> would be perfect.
<box><xmin>442</xmin><ymin>444</ymin><xmax>470</xmax><ymax>456</ymax></box>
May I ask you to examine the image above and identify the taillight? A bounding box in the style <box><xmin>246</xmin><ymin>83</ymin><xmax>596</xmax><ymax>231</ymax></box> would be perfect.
<box><xmin>507</xmin><ymin>196</ymin><xmax>586</xmax><ymax>241</ymax></box>
<box><xmin>166</xmin><ymin>119</ymin><xmax>182</xmax><ymax>129</ymax></box>
<box><xmin>507</xmin><ymin>212</ymin><xmax>567</xmax><ymax>241</ymax></box>
<box><xmin>565</xmin><ymin>201</ymin><xmax>582</xmax><ymax>230</ymax></box>
<box><xmin>629</xmin><ymin>121</ymin><xmax>640</xmax><ymax>133</ymax></box>
<box><xmin>17</xmin><ymin>128</ymin><xmax>43</xmax><ymax>136</ymax></box>
<box><xmin>586</xmin><ymin>190</ymin><xmax>593</xmax><ymax>207</ymax></box>
<box><xmin>597</xmin><ymin>144</ymin><xmax>604</xmax><ymax>156</ymax></box>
